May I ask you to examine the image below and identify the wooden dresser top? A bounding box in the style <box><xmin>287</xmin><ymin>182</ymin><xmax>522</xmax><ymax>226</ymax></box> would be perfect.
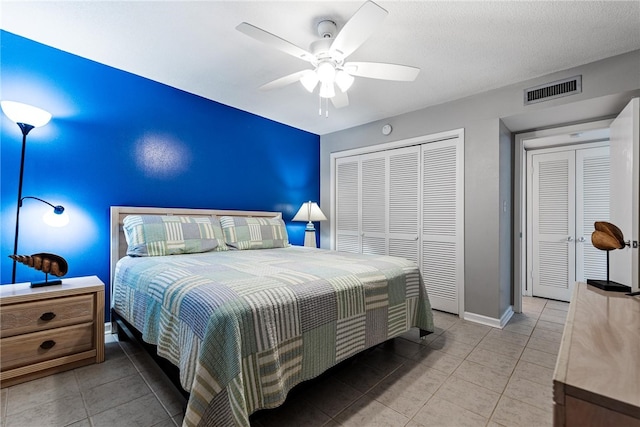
<box><xmin>554</xmin><ymin>282</ymin><xmax>640</xmax><ymax>419</ymax></box>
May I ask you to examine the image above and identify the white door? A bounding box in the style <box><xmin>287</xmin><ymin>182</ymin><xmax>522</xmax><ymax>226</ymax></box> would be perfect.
<box><xmin>531</xmin><ymin>150</ymin><xmax>576</xmax><ymax>300</ymax></box>
<box><xmin>334</xmin><ymin>138</ymin><xmax>463</xmax><ymax>314</ymax></box>
<box><xmin>609</xmin><ymin>98</ymin><xmax>639</xmax><ymax>292</ymax></box>
<box><xmin>388</xmin><ymin>146</ymin><xmax>421</xmax><ymax>263</ymax></box>
<box><xmin>361</xmin><ymin>152</ymin><xmax>388</xmax><ymax>255</ymax></box>
<box><xmin>421</xmin><ymin>138</ymin><xmax>464</xmax><ymax>313</ymax></box>
<box><xmin>576</xmin><ymin>146</ymin><xmax>610</xmax><ymax>283</ymax></box>
<box><xmin>335</xmin><ymin>157</ymin><xmax>360</xmax><ymax>253</ymax></box>
<box><xmin>336</xmin><ymin>147</ymin><xmax>421</xmax><ymax>259</ymax></box>
<box><xmin>530</xmin><ymin>145</ymin><xmax>611</xmax><ymax>301</ymax></box>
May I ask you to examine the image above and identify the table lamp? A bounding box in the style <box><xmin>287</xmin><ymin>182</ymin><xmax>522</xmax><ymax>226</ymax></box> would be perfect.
<box><xmin>292</xmin><ymin>201</ymin><xmax>327</xmax><ymax>248</ymax></box>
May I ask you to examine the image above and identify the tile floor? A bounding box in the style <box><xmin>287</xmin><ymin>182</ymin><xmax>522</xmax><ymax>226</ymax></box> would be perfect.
<box><xmin>0</xmin><ymin>296</ymin><xmax>567</xmax><ymax>427</ymax></box>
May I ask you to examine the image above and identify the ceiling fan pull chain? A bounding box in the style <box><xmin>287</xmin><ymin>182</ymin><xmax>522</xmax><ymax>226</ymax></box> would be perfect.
<box><xmin>318</xmin><ymin>93</ymin><xmax>330</xmax><ymax>117</ymax></box>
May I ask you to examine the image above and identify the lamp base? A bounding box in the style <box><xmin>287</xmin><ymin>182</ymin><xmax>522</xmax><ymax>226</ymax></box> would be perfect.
<box><xmin>303</xmin><ymin>230</ymin><xmax>318</xmax><ymax>248</ymax></box>
<box><xmin>30</xmin><ymin>279</ymin><xmax>62</xmax><ymax>288</ymax></box>
<box><xmin>586</xmin><ymin>279</ymin><xmax>631</xmax><ymax>293</ymax></box>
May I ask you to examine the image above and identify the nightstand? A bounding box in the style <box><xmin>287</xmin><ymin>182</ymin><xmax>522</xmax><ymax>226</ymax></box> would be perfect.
<box><xmin>0</xmin><ymin>276</ymin><xmax>105</xmax><ymax>388</ymax></box>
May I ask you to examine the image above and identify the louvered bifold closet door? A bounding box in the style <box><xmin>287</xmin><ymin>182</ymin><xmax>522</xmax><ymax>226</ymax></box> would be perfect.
<box><xmin>532</xmin><ymin>151</ymin><xmax>576</xmax><ymax>300</ymax></box>
<box><xmin>421</xmin><ymin>138</ymin><xmax>463</xmax><ymax>314</ymax></box>
<box><xmin>576</xmin><ymin>146</ymin><xmax>610</xmax><ymax>282</ymax></box>
<box><xmin>361</xmin><ymin>153</ymin><xmax>388</xmax><ymax>255</ymax></box>
<box><xmin>388</xmin><ymin>146</ymin><xmax>421</xmax><ymax>263</ymax></box>
<box><xmin>336</xmin><ymin>157</ymin><xmax>361</xmax><ymax>253</ymax></box>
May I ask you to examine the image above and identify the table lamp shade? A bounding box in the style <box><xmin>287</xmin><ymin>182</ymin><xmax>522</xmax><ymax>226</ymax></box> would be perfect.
<box><xmin>293</xmin><ymin>201</ymin><xmax>327</xmax><ymax>224</ymax></box>
<box><xmin>292</xmin><ymin>201</ymin><xmax>326</xmax><ymax>247</ymax></box>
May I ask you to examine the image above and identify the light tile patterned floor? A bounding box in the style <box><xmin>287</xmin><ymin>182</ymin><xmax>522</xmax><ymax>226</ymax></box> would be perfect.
<box><xmin>0</xmin><ymin>297</ymin><xmax>567</xmax><ymax>427</ymax></box>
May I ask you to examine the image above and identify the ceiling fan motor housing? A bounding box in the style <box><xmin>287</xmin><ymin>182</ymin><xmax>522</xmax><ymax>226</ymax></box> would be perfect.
<box><xmin>317</xmin><ymin>20</ymin><xmax>337</xmax><ymax>39</ymax></box>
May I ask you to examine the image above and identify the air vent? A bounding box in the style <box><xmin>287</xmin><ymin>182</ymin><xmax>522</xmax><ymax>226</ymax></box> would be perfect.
<box><xmin>524</xmin><ymin>75</ymin><xmax>582</xmax><ymax>105</ymax></box>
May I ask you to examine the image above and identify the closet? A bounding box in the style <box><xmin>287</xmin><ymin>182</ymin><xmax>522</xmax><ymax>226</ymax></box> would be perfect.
<box><xmin>334</xmin><ymin>135</ymin><xmax>464</xmax><ymax>314</ymax></box>
<box><xmin>528</xmin><ymin>144</ymin><xmax>609</xmax><ymax>301</ymax></box>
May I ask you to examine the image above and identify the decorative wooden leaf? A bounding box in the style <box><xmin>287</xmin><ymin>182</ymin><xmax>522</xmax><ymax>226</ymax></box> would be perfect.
<box><xmin>591</xmin><ymin>222</ymin><xmax>625</xmax><ymax>251</ymax></box>
<box><xmin>8</xmin><ymin>253</ymin><xmax>68</xmax><ymax>277</ymax></box>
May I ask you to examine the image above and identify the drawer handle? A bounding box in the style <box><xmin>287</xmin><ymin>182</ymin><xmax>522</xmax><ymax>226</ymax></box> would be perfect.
<box><xmin>40</xmin><ymin>340</ymin><xmax>56</xmax><ymax>350</ymax></box>
<box><xmin>40</xmin><ymin>312</ymin><xmax>56</xmax><ymax>321</ymax></box>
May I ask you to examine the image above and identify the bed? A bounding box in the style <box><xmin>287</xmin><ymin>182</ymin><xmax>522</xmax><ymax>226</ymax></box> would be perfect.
<box><xmin>109</xmin><ymin>206</ymin><xmax>434</xmax><ymax>427</ymax></box>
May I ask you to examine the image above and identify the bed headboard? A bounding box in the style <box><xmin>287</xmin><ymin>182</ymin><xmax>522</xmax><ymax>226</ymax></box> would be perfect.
<box><xmin>109</xmin><ymin>206</ymin><xmax>282</xmax><ymax>302</ymax></box>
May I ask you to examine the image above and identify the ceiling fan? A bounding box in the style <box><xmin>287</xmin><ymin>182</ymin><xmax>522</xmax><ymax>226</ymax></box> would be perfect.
<box><xmin>236</xmin><ymin>0</ymin><xmax>420</xmax><ymax>110</ymax></box>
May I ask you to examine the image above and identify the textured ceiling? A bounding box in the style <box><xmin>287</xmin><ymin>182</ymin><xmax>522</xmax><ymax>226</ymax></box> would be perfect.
<box><xmin>2</xmin><ymin>1</ymin><xmax>639</xmax><ymax>135</ymax></box>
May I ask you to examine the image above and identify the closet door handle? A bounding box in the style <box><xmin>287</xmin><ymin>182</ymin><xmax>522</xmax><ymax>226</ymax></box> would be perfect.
<box><xmin>567</xmin><ymin>236</ymin><xmax>574</xmax><ymax>242</ymax></box>
<box><xmin>577</xmin><ymin>237</ymin><xmax>585</xmax><ymax>243</ymax></box>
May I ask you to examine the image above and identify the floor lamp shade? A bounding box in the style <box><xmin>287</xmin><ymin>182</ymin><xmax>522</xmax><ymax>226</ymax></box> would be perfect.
<box><xmin>292</xmin><ymin>201</ymin><xmax>327</xmax><ymax>247</ymax></box>
<box><xmin>1</xmin><ymin>101</ymin><xmax>52</xmax><ymax>129</ymax></box>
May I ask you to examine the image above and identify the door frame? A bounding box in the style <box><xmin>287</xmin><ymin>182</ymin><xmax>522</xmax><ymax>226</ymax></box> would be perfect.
<box><xmin>514</xmin><ymin>119</ymin><xmax>612</xmax><ymax>311</ymax></box>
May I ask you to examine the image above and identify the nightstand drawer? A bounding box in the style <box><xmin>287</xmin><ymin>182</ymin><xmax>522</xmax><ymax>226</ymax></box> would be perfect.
<box><xmin>0</xmin><ymin>294</ymin><xmax>94</xmax><ymax>338</ymax></box>
<box><xmin>0</xmin><ymin>322</ymin><xmax>94</xmax><ymax>370</ymax></box>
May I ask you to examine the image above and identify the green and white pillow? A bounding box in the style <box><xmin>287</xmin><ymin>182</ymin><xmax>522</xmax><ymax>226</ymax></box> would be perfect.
<box><xmin>123</xmin><ymin>215</ymin><xmax>228</xmax><ymax>256</ymax></box>
<box><xmin>220</xmin><ymin>216</ymin><xmax>289</xmax><ymax>250</ymax></box>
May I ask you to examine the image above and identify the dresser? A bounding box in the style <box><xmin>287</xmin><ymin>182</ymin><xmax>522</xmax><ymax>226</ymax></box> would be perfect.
<box><xmin>553</xmin><ymin>282</ymin><xmax>640</xmax><ymax>426</ymax></box>
<box><xmin>0</xmin><ymin>276</ymin><xmax>105</xmax><ymax>388</ymax></box>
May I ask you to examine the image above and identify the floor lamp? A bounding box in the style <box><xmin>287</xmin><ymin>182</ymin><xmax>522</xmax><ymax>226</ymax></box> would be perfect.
<box><xmin>292</xmin><ymin>201</ymin><xmax>327</xmax><ymax>248</ymax></box>
<box><xmin>0</xmin><ymin>101</ymin><xmax>67</xmax><ymax>284</ymax></box>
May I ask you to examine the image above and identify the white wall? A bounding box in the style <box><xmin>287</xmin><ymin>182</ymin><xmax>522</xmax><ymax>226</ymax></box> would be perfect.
<box><xmin>320</xmin><ymin>50</ymin><xmax>640</xmax><ymax>321</ymax></box>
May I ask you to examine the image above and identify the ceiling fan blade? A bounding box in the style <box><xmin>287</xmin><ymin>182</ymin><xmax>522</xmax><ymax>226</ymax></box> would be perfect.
<box><xmin>344</xmin><ymin>61</ymin><xmax>420</xmax><ymax>81</ymax></box>
<box><xmin>331</xmin><ymin>89</ymin><xmax>349</xmax><ymax>109</ymax></box>
<box><xmin>236</xmin><ymin>22</ymin><xmax>315</xmax><ymax>63</ymax></box>
<box><xmin>330</xmin><ymin>1</ymin><xmax>388</xmax><ymax>59</ymax></box>
<box><xmin>260</xmin><ymin>70</ymin><xmax>309</xmax><ymax>91</ymax></box>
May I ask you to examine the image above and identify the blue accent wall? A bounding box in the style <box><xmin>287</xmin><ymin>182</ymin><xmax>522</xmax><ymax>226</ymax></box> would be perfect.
<box><xmin>0</xmin><ymin>31</ymin><xmax>320</xmax><ymax>318</ymax></box>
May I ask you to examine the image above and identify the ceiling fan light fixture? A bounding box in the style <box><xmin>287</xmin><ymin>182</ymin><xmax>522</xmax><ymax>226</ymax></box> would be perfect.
<box><xmin>300</xmin><ymin>70</ymin><xmax>319</xmax><ymax>92</ymax></box>
<box><xmin>335</xmin><ymin>70</ymin><xmax>355</xmax><ymax>92</ymax></box>
<box><xmin>316</xmin><ymin>61</ymin><xmax>336</xmax><ymax>84</ymax></box>
<box><xmin>319</xmin><ymin>82</ymin><xmax>335</xmax><ymax>98</ymax></box>
<box><xmin>237</xmin><ymin>0</ymin><xmax>420</xmax><ymax>112</ymax></box>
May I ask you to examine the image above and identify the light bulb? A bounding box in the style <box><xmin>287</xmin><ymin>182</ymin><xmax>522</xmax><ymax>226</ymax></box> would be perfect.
<box><xmin>316</xmin><ymin>62</ymin><xmax>336</xmax><ymax>84</ymax></box>
<box><xmin>300</xmin><ymin>70</ymin><xmax>319</xmax><ymax>92</ymax></box>
<box><xmin>335</xmin><ymin>70</ymin><xmax>354</xmax><ymax>92</ymax></box>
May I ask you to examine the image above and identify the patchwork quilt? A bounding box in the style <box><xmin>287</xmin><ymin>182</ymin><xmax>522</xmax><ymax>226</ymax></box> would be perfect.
<box><xmin>112</xmin><ymin>246</ymin><xmax>434</xmax><ymax>426</ymax></box>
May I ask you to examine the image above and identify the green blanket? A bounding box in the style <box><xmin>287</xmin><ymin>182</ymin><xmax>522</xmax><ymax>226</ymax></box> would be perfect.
<box><xmin>113</xmin><ymin>246</ymin><xmax>433</xmax><ymax>426</ymax></box>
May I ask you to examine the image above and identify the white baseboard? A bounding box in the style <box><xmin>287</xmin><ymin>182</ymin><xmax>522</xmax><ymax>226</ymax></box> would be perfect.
<box><xmin>105</xmin><ymin>322</ymin><xmax>112</xmax><ymax>334</ymax></box>
<box><xmin>464</xmin><ymin>306</ymin><xmax>514</xmax><ymax>329</ymax></box>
